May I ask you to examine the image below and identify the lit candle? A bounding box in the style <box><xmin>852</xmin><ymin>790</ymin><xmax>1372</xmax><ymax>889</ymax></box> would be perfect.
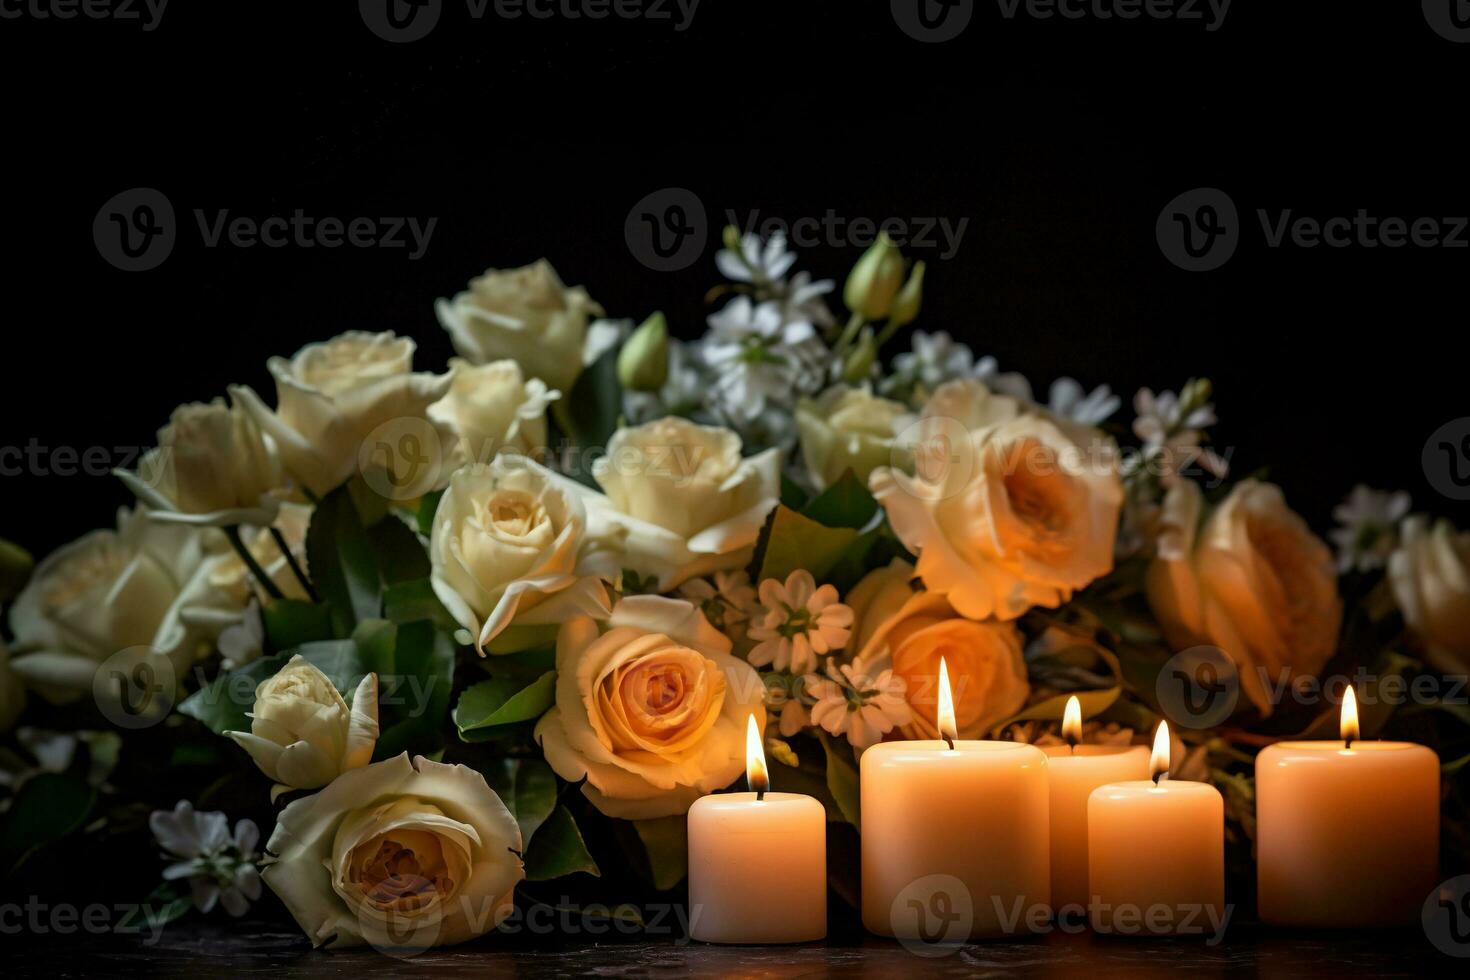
<box><xmin>1039</xmin><ymin>696</ymin><xmax>1150</xmax><ymax>914</ymax></box>
<box><xmin>862</xmin><ymin>658</ymin><xmax>1051</xmax><ymax>940</ymax></box>
<box><xmin>1256</xmin><ymin>687</ymin><xmax>1440</xmax><ymax>927</ymax></box>
<box><xmin>1087</xmin><ymin>722</ymin><xmax>1224</xmax><ymax>935</ymax></box>
<box><xmin>687</xmin><ymin>715</ymin><xmax>827</xmax><ymax>944</ymax></box>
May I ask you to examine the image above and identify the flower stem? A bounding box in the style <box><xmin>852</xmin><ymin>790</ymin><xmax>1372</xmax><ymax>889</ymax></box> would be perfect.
<box><xmin>223</xmin><ymin>525</ymin><xmax>284</xmax><ymax>601</ymax></box>
<box><xmin>270</xmin><ymin>526</ymin><xmax>318</xmax><ymax>603</ymax></box>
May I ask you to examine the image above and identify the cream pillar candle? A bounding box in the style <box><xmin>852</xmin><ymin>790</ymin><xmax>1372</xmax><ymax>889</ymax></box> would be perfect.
<box><xmin>1087</xmin><ymin>722</ymin><xmax>1225</xmax><ymax>936</ymax></box>
<box><xmin>687</xmin><ymin>716</ymin><xmax>826</xmax><ymax>944</ymax></box>
<box><xmin>1256</xmin><ymin>687</ymin><xmax>1439</xmax><ymax>927</ymax></box>
<box><xmin>1039</xmin><ymin>696</ymin><xmax>1150</xmax><ymax>913</ymax></box>
<box><xmin>862</xmin><ymin>658</ymin><xmax>1050</xmax><ymax>940</ymax></box>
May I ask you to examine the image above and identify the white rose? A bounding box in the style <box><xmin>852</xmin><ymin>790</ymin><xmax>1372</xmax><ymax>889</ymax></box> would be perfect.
<box><xmin>430</xmin><ymin>456</ymin><xmax>619</xmax><ymax>654</ymax></box>
<box><xmin>7</xmin><ymin>508</ymin><xmax>235</xmax><ymax>703</ymax></box>
<box><xmin>205</xmin><ymin>502</ymin><xmax>314</xmax><ymax>606</ymax></box>
<box><xmin>589</xmin><ymin>417</ymin><xmax>781</xmax><ymax>592</ymax></box>
<box><xmin>115</xmin><ymin>397</ymin><xmax>284</xmax><ymax>527</ymax></box>
<box><xmin>436</xmin><ymin>259</ymin><xmax>605</xmax><ymax>395</ymax></box>
<box><xmin>231</xmin><ymin>331</ymin><xmax>453</xmax><ymax>498</ymax></box>
<box><xmin>262</xmin><ymin>753</ymin><xmax>523</xmax><ymax>949</ymax></box>
<box><xmin>1389</xmin><ymin>515</ymin><xmax>1470</xmax><ymax>676</ymax></box>
<box><xmin>428</xmin><ymin>357</ymin><xmax>558</xmax><ymax>467</ymax></box>
<box><xmin>795</xmin><ymin>384</ymin><xmax>914</xmax><ymax>491</ymax></box>
<box><xmin>535</xmin><ymin>596</ymin><xmax>766</xmax><ymax>819</ymax></box>
<box><xmin>226</xmin><ymin>656</ymin><xmax>378</xmax><ymax>800</ymax></box>
<box><xmin>871</xmin><ymin>380</ymin><xmax>1123</xmax><ymax>621</ymax></box>
<box><xmin>1147</xmin><ymin>479</ymin><xmax>1342</xmax><ymax>714</ymax></box>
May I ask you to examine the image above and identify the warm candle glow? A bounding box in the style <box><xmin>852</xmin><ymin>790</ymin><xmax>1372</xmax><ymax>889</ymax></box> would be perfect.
<box><xmin>1341</xmin><ymin>684</ymin><xmax>1359</xmax><ymax>746</ymax></box>
<box><xmin>746</xmin><ymin>713</ymin><xmax>770</xmax><ymax>797</ymax></box>
<box><xmin>937</xmin><ymin>656</ymin><xmax>957</xmax><ymax>748</ymax></box>
<box><xmin>1150</xmin><ymin>720</ymin><xmax>1171</xmax><ymax>783</ymax></box>
<box><xmin>1062</xmin><ymin>694</ymin><xmax>1083</xmax><ymax>745</ymax></box>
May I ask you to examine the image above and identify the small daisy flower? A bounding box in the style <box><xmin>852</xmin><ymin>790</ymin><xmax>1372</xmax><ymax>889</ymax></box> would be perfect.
<box><xmin>1330</xmin><ymin>485</ymin><xmax>1411</xmax><ymax>573</ymax></box>
<box><xmin>1048</xmin><ymin>377</ymin><xmax>1120</xmax><ymax>425</ymax></box>
<box><xmin>150</xmin><ymin>801</ymin><xmax>262</xmax><ymax>917</ymax></box>
<box><xmin>747</xmin><ymin>570</ymin><xmax>853</xmax><ymax>675</ymax></box>
<box><xmin>679</xmin><ymin>570</ymin><xmax>758</xmax><ymax>643</ymax></box>
<box><xmin>1130</xmin><ymin>380</ymin><xmax>1227</xmax><ymax>485</ymax></box>
<box><xmin>806</xmin><ymin>658</ymin><xmax>912</xmax><ymax>749</ymax></box>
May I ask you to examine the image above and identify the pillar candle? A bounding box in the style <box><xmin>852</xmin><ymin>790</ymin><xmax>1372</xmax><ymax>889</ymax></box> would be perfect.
<box><xmin>687</xmin><ymin>716</ymin><xmax>826</xmax><ymax>943</ymax></box>
<box><xmin>1087</xmin><ymin>722</ymin><xmax>1224</xmax><ymax>936</ymax></box>
<box><xmin>1256</xmin><ymin>687</ymin><xmax>1439</xmax><ymax>927</ymax></box>
<box><xmin>1040</xmin><ymin>697</ymin><xmax>1150</xmax><ymax>913</ymax></box>
<box><xmin>861</xmin><ymin>658</ymin><xmax>1050</xmax><ymax>940</ymax></box>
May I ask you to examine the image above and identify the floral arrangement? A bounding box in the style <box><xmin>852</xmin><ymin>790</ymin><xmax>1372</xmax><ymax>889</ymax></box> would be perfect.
<box><xmin>1</xmin><ymin>228</ymin><xmax>1466</xmax><ymax>949</ymax></box>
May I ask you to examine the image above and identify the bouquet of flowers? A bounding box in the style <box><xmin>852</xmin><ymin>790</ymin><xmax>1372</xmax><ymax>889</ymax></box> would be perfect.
<box><xmin>1</xmin><ymin>227</ymin><xmax>1466</xmax><ymax>949</ymax></box>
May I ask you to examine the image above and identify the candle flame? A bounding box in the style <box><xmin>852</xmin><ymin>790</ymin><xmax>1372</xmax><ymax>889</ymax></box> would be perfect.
<box><xmin>1150</xmin><ymin>720</ymin><xmax>1171</xmax><ymax>783</ymax></box>
<box><xmin>937</xmin><ymin>656</ymin><xmax>957</xmax><ymax>747</ymax></box>
<box><xmin>1341</xmin><ymin>684</ymin><xmax>1359</xmax><ymax>746</ymax></box>
<box><xmin>745</xmin><ymin>713</ymin><xmax>769</xmax><ymax>796</ymax></box>
<box><xmin>1062</xmin><ymin>695</ymin><xmax>1083</xmax><ymax>745</ymax></box>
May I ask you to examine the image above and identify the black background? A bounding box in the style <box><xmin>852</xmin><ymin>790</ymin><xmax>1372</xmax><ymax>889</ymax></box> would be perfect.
<box><xmin>3</xmin><ymin>2</ymin><xmax>1468</xmax><ymax>557</ymax></box>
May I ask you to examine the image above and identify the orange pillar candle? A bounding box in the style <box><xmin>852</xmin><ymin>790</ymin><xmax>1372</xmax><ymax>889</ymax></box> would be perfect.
<box><xmin>1256</xmin><ymin>687</ymin><xmax>1440</xmax><ymax>927</ymax></box>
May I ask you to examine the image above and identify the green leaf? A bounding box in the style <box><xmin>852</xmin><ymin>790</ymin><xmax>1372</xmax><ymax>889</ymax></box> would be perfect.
<box><xmin>372</xmin><ymin>622</ymin><xmax>455</xmax><ymax>760</ymax></box>
<box><xmin>556</xmin><ymin>347</ymin><xmax>621</xmax><ymax>477</ymax></box>
<box><xmin>306</xmin><ymin>486</ymin><xmax>382</xmax><ymax>635</ymax></box>
<box><xmin>1444</xmin><ymin>751</ymin><xmax>1470</xmax><ymax>777</ymax></box>
<box><xmin>1007</xmin><ymin>687</ymin><xmax>1122</xmax><ymax>726</ymax></box>
<box><xmin>779</xmin><ymin>475</ymin><xmax>809</xmax><ymax>511</ymax></box>
<box><xmin>802</xmin><ymin>471</ymin><xmax>879</xmax><ymax>529</ymax></box>
<box><xmin>262</xmin><ymin>599</ymin><xmax>335</xmax><ymax>651</ymax></box>
<box><xmin>382</xmin><ymin>578</ymin><xmax>458</xmax><ymax>631</ymax></box>
<box><xmin>483</xmin><ymin>758</ymin><xmax>558</xmax><ymax>850</ymax></box>
<box><xmin>820</xmin><ymin>731</ymin><xmax>861</xmax><ymax>829</ymax></box>
<box><xmin>523</xmin><ymin>805</ymin><xmax>600</xmax><ymax>881</ymax></box>
<box><xmin>0</xmin><ymin>773</ymin><xmax>95</xmax><ymax>873</ymax></box>
<box><xmin>178</xmin><ymin>639</ymin><xmax>364</xmax><ymax>735</ymax></box>
<box><xmin>416</xmin><ymin>489</ymin><xmax>445</xmax><ymax>536</ymax></box>
<box><xmin>757</xmin><ymin>506</ymin><xmax>860</xmax><ymax>585</ymax></box>
<box><xmin>454</xmin><ymin>671</ymin><xmax>557</xmax><ymax>742</ymax></box>
<box><xmin>367</xmin><ymin>516</ymin><xmax>431</xmax><ymax>585</ymax></box>
<box><xmin>633</xmin><ymin>815</ymin><xmax>688</xmax><ymax>890</ymax></box>
<box><xmin>0</xmin><ymin>536</ymin><xmax>34</xmax><ymax>603</ymax></box>
<box><xmin>117</xmin><ymin>884</ymin><xmax>193</xmax><ymax>932</ymax></box>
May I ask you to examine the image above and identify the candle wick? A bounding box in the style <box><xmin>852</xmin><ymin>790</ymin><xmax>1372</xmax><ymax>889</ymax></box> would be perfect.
<box><xmin>942</xmin><ymin>735</ymin><xmax>955</xmax><ymax>751</ymax></box>
<box><xmin>756</xmin><ymin>789</ymin><xmax>765</xmax><ymax>802</ymax></box>
<box><xmin>1152</xmin><ymin>771</ymin><xmax>1166</xmax><ymax>786</ymax></box>
<box><xmin>1344</xmin><ymin>737</ymin><xmax>1354</xmax><ymax>750</ymax></box>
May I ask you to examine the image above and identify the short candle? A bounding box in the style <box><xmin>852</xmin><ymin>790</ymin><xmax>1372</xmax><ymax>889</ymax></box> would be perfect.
<box><xmin>687</xmin><ymin>715</ymin><xmax>827</xmax><ymax>944</ymax></box>
<box><xmin>1256</xmin><ymin>686</ymin><xmax>1439</xmax><ymax>927</ymax></box>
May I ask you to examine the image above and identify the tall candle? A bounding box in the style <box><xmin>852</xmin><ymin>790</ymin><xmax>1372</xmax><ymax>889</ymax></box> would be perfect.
<box><xmin>862</xmin><ymin>658</ymin><xmax>1050</xmax><ymax>940</ymax></box>
<box><xmin>687</xmin><ymin>716</ymin><xmax>827</xmax><ymax>944</ymax></box>
<box><xmin>1256</xmin><ymin>687</ymin><xmax>1439</xmax><ymax>927</ymax></box>
<box><xmin>1087</xmin><ymin>722</ymin><xmax>1224</xmax><ymax>936</ymax></box>
<box><xmin>1039</xmin><ymin>696</ymin><xmax>1150</xmax><ymax>913</ymax></box>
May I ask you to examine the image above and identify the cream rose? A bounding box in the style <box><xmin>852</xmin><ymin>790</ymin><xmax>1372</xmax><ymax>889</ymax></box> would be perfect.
<box><xmin>846</xmin><ymin>560</ymin><xmax>1029</xmax><ymax>739</ymax></box>
<box><xmin>205</xmin><ymin>502</ymin><xmax>314</xmax><ymax>606</ymax></box>
<box><xmin>430</xmin><ymin>456</ymin><xmax>619</xmax><ymax>654</ymax></box>
<box><xmin>535</xmin><ymin>596</ymin><xmax>766</xmax><ymax>819</ymax></box>
<box><xmin>436</xmin><ymin>259</ymin><xmax>605</xmax><ymax>394</ymax></box>
<box><xmin>227</xmin><ymin>656</ymin><xmax>379</xmax><ymax>800</ymax></box>
<box><xmin>871</xmin><ymin>379</ymin><xmax>1123</xmax><ymax>621</ymax></box>
<box><xmin>428</xmin><ymin>357</ymin><xmax>557</xmax><ymax>467</ymax></box>
<box><xmin>231</xmin><ymin>331</ymin><xmax>453</xmax><ymax>498</ymax></box>
<box><xmin>7</xmin><ymin>508</ymin><xmax>234</xmax><ymax>703</ymax></box>
<box><xmin>795</xmin><ymin>384</ymin><xmax>914</xmax><ymax>491</ymax></box>
<box><xmin>1146</xmin><ymin>479</ymin><xmax>1342</xmax><ymax>715</ymax></box>
<box><xmin>263</xmin><ymin>753</ymin><xmax>523</xmax><ymax>949</ymax></box>
<box><xmin>590</xmin><ymin>417</ymin><xmax>780</xmax><ymax>591</ymax></box>
<box><xmin>116</xmin><ymin>397</ymin><xmax>284</xmax><ymax>527</ymax></box>
<box><xmin>1389</xmin><ymin>516</ymin><xmax>1470</xmax><ymax>676</ymax></box>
